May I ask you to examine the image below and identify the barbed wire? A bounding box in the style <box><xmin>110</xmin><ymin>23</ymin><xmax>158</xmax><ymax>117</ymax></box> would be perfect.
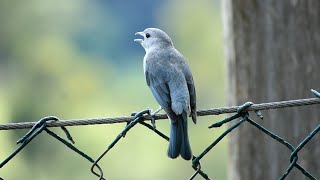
<box><xmin>0</xmin><ymin>89</ymin><xmax>319</xmax><ymax>180</ymax></box>
<box><xmin>1</xmin><ymin>97</ymin><xmax>319</xmax><ymax>130</ymax></box>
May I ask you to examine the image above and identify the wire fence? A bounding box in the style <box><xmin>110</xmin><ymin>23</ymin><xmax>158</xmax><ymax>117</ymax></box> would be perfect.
<box><xmin>1</xmin><ymin>89</ymin><xmax>320</xmax><ymax>179</ymax></box>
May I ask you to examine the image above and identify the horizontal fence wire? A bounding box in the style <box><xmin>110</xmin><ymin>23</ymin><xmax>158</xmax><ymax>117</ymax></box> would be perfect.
<box><xmin>1</xmin><ymin>97</ymin><xmax>320</xmax><ymax>130</ymax></box>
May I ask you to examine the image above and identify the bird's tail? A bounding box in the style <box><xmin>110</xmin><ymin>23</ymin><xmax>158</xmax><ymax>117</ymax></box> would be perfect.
<box><xmin>167</xmin><ymin>112</ymin><xmax>192</xmax><ymax>160</ymax></box>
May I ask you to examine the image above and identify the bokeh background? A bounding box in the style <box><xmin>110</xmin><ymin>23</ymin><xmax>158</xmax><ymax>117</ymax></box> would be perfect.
<box><xmin>0</xmin><ymin>0</ymin><xmax>226</xmax><ymax>179</ymax></box>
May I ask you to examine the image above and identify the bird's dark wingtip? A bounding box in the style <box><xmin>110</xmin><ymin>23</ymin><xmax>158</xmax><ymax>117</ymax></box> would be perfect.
<box><xmin>192</xmin><ymin>114</ymin><xmax>197</xmax><ymax>124</ymax></box>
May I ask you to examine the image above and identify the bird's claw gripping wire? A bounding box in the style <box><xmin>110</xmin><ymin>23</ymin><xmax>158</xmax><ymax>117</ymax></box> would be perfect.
<box><xmin>146</xmin><ymin>107</ymin><xmax>156</xmax><ymax>129</ymax></box>
<box><xmin>126</xmin><ymin>109</ymin><xmax>152</xmax><ymax>137</ymax></box>
<box><xmin>149</xmin><ymin>106</ymin><xmax>163</xmax><ymax>130</ymax></box>
<box><xmin>131</xmin><ymin>107</ymin><xmax>161</xmax><ymax>130</ymax></box>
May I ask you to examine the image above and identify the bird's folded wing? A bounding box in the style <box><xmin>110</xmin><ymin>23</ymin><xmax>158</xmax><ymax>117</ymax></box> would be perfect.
<box><xmin>187</xmin><ymin>81</ymin><xmax>197</xmax><ymax>124</ymax></box>
<box><xmin>146</xmin><ymin>71</ymin><xmax>171</xmax><ymax>109</ymax></box>
<box><xmin>183</xmin><ymin>65</ymin><xmax>197</xmax><ymax>124</ymax></box>
<box><xmin>146</xmin><ymin>71</ymin><xmax>180</xmax><ymax>121</ymax></box>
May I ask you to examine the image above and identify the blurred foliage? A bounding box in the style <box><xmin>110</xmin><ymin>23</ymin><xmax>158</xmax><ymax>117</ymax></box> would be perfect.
<box><xmin>0</xmin><ymin>0</ymin><xmax>226</xmax><ymax>179</ymax></box>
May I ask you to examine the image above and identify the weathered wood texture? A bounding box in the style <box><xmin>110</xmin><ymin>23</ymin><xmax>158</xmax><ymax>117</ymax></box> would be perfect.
<box><xmin>222</xmin><ymin>0</ymin><xmax>320</xmax><ymax>179</ymax></box>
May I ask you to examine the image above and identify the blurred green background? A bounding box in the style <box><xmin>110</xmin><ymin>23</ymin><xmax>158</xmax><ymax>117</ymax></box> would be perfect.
<box><xmin>0</xmin><ymin>0</ymin><xmax>226</xmax><ymax>179</ymax></box>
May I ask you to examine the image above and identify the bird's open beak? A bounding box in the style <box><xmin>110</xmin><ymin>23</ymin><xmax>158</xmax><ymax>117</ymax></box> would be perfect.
<box><xmin>134</xmin><ymin>32</ymin><xmax>144</xmax><ymax>43</ymax></box>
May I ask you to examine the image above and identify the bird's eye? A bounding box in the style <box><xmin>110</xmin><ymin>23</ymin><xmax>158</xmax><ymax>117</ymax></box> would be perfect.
<box><xmin>146</xmin><ymin>33</ymin><xmax>151</xmax><ymax>38</ymax></box>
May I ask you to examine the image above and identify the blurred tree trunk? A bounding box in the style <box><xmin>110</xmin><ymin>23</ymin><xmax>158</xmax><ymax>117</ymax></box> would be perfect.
<box><xmin>222</xmin><ymin>0</ymin><xmax>320</xmax><ymax>179</ymax></box>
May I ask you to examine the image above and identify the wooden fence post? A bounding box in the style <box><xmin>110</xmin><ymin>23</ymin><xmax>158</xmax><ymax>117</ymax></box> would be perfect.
<box><xmin>222</xmin><ymin>0</ymin><xmax>320</xmax><ymax>179</ymax></box>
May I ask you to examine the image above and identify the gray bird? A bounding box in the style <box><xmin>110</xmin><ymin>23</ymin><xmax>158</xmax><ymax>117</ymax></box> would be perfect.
<box><xmin>134</xmin><ymin>28</ymin><xmax>197</xmax><ymax>160</ymax></box>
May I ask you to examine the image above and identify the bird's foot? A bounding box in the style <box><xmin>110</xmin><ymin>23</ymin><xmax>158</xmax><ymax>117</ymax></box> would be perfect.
<box><xmin>148</xmin><ymin>106</ymin><xmax>162</xmax><ymax>130</ymax></box>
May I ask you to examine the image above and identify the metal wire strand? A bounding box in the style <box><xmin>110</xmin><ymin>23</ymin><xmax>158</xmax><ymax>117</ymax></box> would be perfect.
<box><xmin>1</xmin><ymin>97</ymin><xmax>320</xmax><ymax>131</ymax></box>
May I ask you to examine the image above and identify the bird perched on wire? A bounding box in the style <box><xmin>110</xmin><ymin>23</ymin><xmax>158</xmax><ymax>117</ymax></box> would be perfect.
<box><xmin>134</xmin><ymin>28</ymin><xmax>197</xmax><ymax>160</ymax></box>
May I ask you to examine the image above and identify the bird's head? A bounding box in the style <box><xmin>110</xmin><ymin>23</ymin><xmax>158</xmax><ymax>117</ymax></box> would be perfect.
<box><xmin>134</xmin><ymin>28</ymin><xmax>173</xmax><ymax>52</ymax></box>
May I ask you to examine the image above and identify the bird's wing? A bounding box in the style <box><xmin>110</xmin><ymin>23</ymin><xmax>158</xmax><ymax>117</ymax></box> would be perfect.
<box><xmin>145</xmin><ymin>66</ymin><xmax>180</xmax><ymax>122</ymax></box>
<box><xmin>180</xmin><ymin>55</ymin><xmax>197</xmax><ymax>124</ymax></box>
<box><xmin>145</xmin><ymin>70</ymin><xmax>171</xmax><ymax>111</ymax></box>
<box><xmin>187</xmin><ymin>78</ymin><xmax>197</xmax><ymax>124</ymax></box>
